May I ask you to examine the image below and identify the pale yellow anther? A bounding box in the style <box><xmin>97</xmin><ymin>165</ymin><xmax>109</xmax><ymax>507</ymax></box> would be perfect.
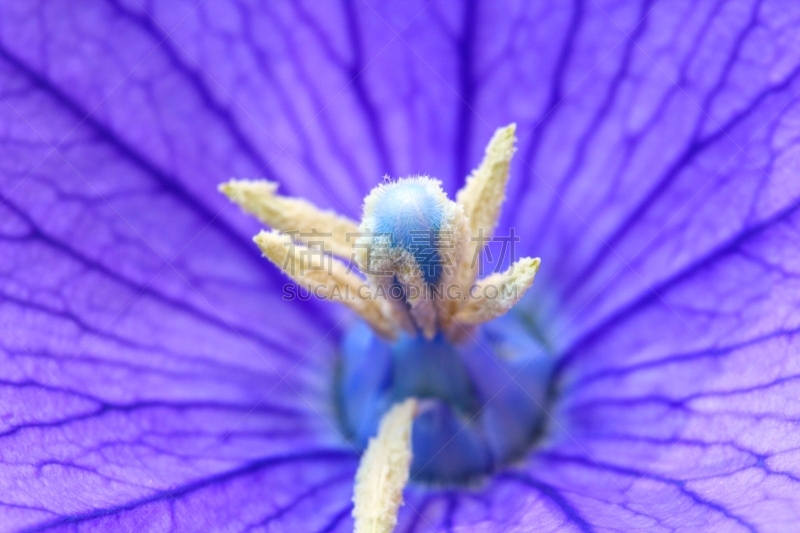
<box><xmin>352</xmin><ymin>398</ymin><xmax>417</xmax><ymax>533</ymax></box>
<box><xmin>220</xmin><ymin>125</ymin><xmax>537</xmax><ymax>342</ymax></box>
<box><xmin>367</xmin><ymin>273</ymin><xmax>418</xmax><ymax>336</ymax></box>
<box><xmin>386</xmin><ymin>248</ymin><xmax>437</xmax><ymax>340</ymax></box>
<box><xmin>454</xmin><ymin>124</ymin><xmax>517</xmax><ymax>295</ymax></box>
<box><xmin>404</xmin><ymin>273</ymin><xmax>438</xmax><ymax>341</ymax></box>
<box><xmin>435</xmin><ymin>201</ymin><xmax>470</xmax><ymax>334</ymax></box>
<box><xmin>220</xmin><ymin>180</ymin><xmax>359</xmax><ymax>259</ymax></box>
<box><xmin>454</xmin><ymin>257</ymin><xmax>540</xmax><ymax>325</ymax></box>
<box><xmin>253</xmin><ymin>230</ymin><xmax>397</xmax><ymax>340</ymax></box>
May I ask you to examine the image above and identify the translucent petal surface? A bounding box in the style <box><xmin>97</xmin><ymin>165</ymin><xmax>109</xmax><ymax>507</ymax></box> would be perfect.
<box><xmin>1</xmin><ymin>0</ymin><xmax>799</xmax><ymax>531</ymax></box>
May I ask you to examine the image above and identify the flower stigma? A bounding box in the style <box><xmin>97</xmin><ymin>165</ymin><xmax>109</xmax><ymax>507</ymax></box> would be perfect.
<box><xmin>220</xmin><ymin>124</ymin><xmax>553</xmax><ymax>531</ymax></box>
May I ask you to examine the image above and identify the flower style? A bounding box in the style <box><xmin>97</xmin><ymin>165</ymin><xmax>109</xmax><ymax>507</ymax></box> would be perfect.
<box><xmin>1</xmin><ymin>1</ymin><xmax>800</xmax><ymax>532</ymax></box>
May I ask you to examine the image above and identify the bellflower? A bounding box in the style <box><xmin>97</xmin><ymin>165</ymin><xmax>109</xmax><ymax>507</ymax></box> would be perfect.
<box><xmin>1</xmin><ymin>1</ymin><xmax>799</xmax><ymax>531</ymax></box>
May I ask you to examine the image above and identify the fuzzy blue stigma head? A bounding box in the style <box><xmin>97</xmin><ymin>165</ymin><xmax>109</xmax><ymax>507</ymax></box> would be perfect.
<box><xmin>363</xmin><ymin>178</ymin><xmax>447</xmax><ymax>284</ymax></box>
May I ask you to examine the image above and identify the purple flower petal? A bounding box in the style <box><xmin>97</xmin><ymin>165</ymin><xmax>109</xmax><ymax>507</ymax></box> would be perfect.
<box><xmin>1</xmin><ymin>0</ymin><xmax>799</xmax><ymax>531</ymax></box>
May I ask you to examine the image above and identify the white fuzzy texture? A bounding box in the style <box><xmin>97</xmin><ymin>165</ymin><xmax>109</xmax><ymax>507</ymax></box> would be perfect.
<box><xmin>253</xmin><ymin>230</ymin><xmax>397</xmax><ymax>339</ymax></box>
<box><xmin>219</xmin><ymin>126</ymin><xmax>541</xmax><ymax>341</ymax></box>
<box><xmin>220</xmin><ymin>180</ymin><xmax>359</xmax><ymax>259</ymax></box>
<box><xmin>435</xmin><ymin>200</ymin><xmax>470</xmax><ymax>334</ymax></box>
<box><xmin>352</xmin><ymin>398</ymin><xmax>417</xmax><ymax>533</ymax></box>
<box><xmin>358</xmin><ymin>177</ymin><xmax>452</xmax><ymax>339</ymax></box>
<box><xmin>454</xmin><ymin>124</ymin><xmax>517</xmax><ymax>304</ymax></box>
<box><xmin>455</xmin><ymin>257</ymin><xmax>541</xmax><ymax>325</ymax></box>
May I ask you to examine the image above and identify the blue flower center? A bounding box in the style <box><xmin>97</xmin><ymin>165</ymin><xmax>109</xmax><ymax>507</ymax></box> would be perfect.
<box><xmin>336</xmin><ymin>311</ymin><xmax>553</xmax><ymax>486</ymax></box>
<box><xmin>368</xmin><ymin>180</ymin><xmax>446</xmax><ymax>283</ymax></box>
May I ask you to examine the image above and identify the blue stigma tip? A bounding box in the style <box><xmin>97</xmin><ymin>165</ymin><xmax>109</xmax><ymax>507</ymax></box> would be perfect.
<box><xmin>369</xmin><ymin>179</ymin><xmax>446</xmax><ymax>284</ymax></box>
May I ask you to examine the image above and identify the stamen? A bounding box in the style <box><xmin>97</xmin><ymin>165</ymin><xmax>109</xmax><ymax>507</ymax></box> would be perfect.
<box><xmin>434</xmin><ymin>199</ymin><xmax>470</xmax><ymax>334</ymax></box>
<box><xmin>454</xmin><ymin>257</ymin><xmax>540</xmax><ymax>325</ymax></box>
<box><xmin>220</xmin><ymin>125</ymin><xmax>552</xmax><ymax>489</ymax></box>
<box><xmin>220</xmin><ymin>180</ymin><xmax>359</xmax><ymax>259</ymax></box>
<box><xmin>404</xmin><ymin>269</ymin><xmax>439</xmax><ymax>340</ymax></box>
<box><xmin>218</xmin><ymin>124</ymin><xmax>538</xmax><ymax>341</ymax></box>
<box><xmin>352</xmin><ymin>398</ymin><xmax>417</xmax><ymax>533</ymax></box>
<box><xmin>454</xmin><ymin>124</ymin><xmax>517</xmax><ymax>298</ymax></box>
<box><xmin>253</xmin><ymin>230</ymin><xmax>397</xmax><ymax>340</ymax></box>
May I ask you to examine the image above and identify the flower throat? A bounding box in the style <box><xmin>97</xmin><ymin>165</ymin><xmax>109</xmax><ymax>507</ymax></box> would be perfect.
<box><xmin>220</xmin><ymin>124</ymin><xmax>552</xmax><ymax>490</ymax></box>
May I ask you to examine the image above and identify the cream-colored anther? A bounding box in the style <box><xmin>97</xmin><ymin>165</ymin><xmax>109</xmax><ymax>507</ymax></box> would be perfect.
<box><xmin>355</xmin><ymin>233</ymin><xmax>417</xmax><ymax>336</ymax></box>
<box><xmin>454</xmin><ymin>257</ymin><xmax>540</xmax><ymax>325</ymax></box>
<box><xmin>368</xmin><ymin>273</ymin><xmax>418</xmax><ymax>336</ymax></box>
<box><xmin>253</xmin><ymin>230</ymin><xmax>396</xmax><ymax>339</ymax></box>
<box><xmin>219</xmin><ymin>125</ymin><xmax>539</xmax><ymax>342</ymax></box>
<box><xmin>435</xmin><ymin>201</ymin><xmax>470</xmax><ymax>333</ymax></box>
<box><xmin>352</xmin><ymin>398</ymin><xmax>417</xmax><ymax>533</ymax></box>
<box><xmin>221</xmin><ymin>180</ymin><xmax>359</xmax><ymax>259</ymax></box>
<box><xmin>454</xmin><ymin>124</ymin><xmax>517</xmax><ymax>298</ymax></box>
<box><xmin>403</xmin><ymin>268</ymin><xmax>438</xmax><ymax>340</ymax></box>
<box><xmin>386</xmin><ymin>246</ymin><xmax>437</xmax><ymax>340</ymax></box>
